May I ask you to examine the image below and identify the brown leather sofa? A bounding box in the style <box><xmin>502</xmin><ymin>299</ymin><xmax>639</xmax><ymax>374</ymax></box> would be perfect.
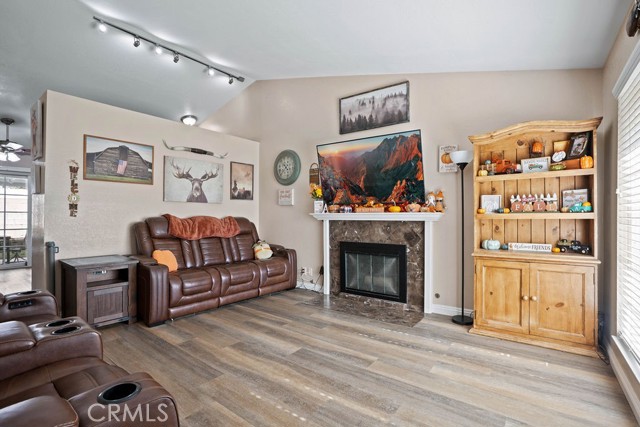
<box><xmin>133</xmin><ymin>216</ymin><xmax>297</xmax><ymax>326</ymax></box>
<box><xmin>0</xmin><ymin>290</ymin><xmax>179</xmax><ymax>426</ymax></box>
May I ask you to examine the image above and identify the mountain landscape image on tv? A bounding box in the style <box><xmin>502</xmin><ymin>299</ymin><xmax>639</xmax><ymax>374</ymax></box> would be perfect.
<box><xmin>317</xmin><ymin>130</ymin><xmax>425</xmax><ymax>205</ymax></box>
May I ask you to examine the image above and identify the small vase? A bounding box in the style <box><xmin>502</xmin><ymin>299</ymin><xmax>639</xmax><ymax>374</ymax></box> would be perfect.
<box><xmin>313</xmin><ymin>200</ymin><xmax>324</xmax><ymax>213</ymax></box>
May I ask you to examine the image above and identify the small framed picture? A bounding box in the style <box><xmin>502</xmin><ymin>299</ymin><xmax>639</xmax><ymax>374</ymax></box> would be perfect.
<box><xmin>520</xmin><ymin>157</ymin><xmax>551</xmax><ymax>173</ymax></box>
<box><xmin>562</xmin><ymin>189</ymin><xmax>589</xmax><ymax>208</ymax></box>
<box><xmin>230</xmin><ymin>162</ymin><xmax>254</xmax><ymax>200</ymax></box>
<box><xmin>439</xmin><ymin>145</ymin><xmax>458</xmax><ymax>173</ymax></box>
<box><xmin>481</xmin><ymin>195</ymin><xmax>502</xmax><ymax>213</ymax></box>
<box><xmin>278</xmin><ymin>188</ymin><xmax>294</xmax><ymax>206</ymax></box>
<box><xmin>566</xmin><ymin>133</ymin><xmax>589</xmax><ymax>159</ymax></box>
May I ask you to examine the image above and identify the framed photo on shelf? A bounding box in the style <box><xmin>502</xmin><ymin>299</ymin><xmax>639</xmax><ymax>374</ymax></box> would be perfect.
<box><xmin>566</xmin><ymin>133</ymin><xmax>589</xmax><ymax>159</ymax></box>
<box><xmin>481</xmin><ymin>195</ymin><xmax>502</xmax><ymax>213</ymax></box>
<box><xmin>520</xmin><ymin>156</ymin><xmax>550</xmax><ymax>173</ymax></box>
<box><xmin>562</xmin><ymin>189</ymin><xmax>589</xmax><ymax>209</ymax></box>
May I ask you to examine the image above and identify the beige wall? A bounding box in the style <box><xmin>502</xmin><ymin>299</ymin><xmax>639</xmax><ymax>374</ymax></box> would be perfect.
<box><xmin>203</xmin><ymin>70</ymin><xmax>603</xmax><ymax>311</ymax></box>
<box><xmin>33</xmin><ymin>91</ymin><xmax>260</xmax><ymax>290</ymax></box>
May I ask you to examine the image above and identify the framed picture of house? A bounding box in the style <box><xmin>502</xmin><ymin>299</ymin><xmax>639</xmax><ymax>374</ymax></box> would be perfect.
<box><xmin>83</xmin><ymin>135</ymin><xmax>154</xmax><ymax>185</ymax></box>
<box><xmin>230</xmin><ymin>161</ymin><xmax>254</xmax><ymax>200</ymax></box>
<box><xmin>339</xmin><ymin>81</ymin><xmax>409</xmax><ymax>134</ymax></box>
<box><xmin>164</xmin><ymin>156</ymin><xmax>223</xmax><ymax>204</ymax></box>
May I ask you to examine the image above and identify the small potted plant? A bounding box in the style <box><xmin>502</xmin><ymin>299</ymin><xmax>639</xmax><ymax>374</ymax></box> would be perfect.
<box><xmin>310</xmin><ymin>184</ymin><xmax>324</xmax><ymax>213</ymax></box>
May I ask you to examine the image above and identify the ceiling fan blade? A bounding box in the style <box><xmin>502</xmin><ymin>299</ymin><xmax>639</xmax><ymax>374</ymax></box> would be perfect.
<box><xmin>4</xmin><ymin>142</ymin><xmax>23</xmax><ymax>150</ymax></box>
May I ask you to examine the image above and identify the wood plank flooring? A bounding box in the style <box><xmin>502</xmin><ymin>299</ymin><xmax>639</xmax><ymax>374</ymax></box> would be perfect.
<box><xmin>100</xmin><ymin>289</ymin><xmax>636</xmax><ymax>426</ymax></box>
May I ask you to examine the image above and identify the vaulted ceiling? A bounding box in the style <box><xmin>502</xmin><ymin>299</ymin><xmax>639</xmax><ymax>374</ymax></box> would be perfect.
<box><xmin>0</xmin><ymin>0</ymin><xmax>631</xmax><ymax>150</ymax></box>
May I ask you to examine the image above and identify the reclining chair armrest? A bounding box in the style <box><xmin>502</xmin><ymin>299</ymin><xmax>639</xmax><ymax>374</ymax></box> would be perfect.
<box><xmin>0</xmin><ymin>396</ymin><xmax>78</xmax><ymax>427</ymax></box>
<box><xmin>129</xmin><ymin>254</ymin><xmax>157</xmax><ymax>266</ymax></box>
<box><xmin>137</xmin><ymin>263</ymin><xmax>171</xmax><ymax>326</ymax></box>
<box><xmin>271</xmin><ymin>246</ymin><xmax>297</xmax><ymax>286</ymax></box>
<box><xmin>0</xmin><ymin>290</ymin><xmax>58</xmax><ymax>323</ymax></box>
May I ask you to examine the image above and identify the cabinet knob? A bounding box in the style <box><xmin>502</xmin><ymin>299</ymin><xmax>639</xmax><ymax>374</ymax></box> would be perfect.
<box><xmin>522</xmin><ymin>295</ymin><xmax>529</xmax><ymax>301</ymax></box>
<box><xmin>531</xmin><ymin>296</ymin><xmax>538</xmax><ymax>302</ymax></box>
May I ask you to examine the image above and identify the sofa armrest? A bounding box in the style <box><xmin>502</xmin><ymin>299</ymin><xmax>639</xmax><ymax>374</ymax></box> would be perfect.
<box><xmin>129</xmin><ymin>254</ymin><xmax>157</xmax><ymax>266</ymax></box>
<box><xmin>271</xmin><ymin>246</ymin><xmax>297</xmax><ymax>286</ymax></box>
<box><xmin>0</xmin><ymin>290</ymin><xmax>58</xmax><ymax>323</ymax></box>
<box><xmin>137</xmin><ymin>263</ymin><xmax>171</xmax><ymax>326</ymax></box>
<box><xmin>0</xmin><ymin>396</ymin><xmax>78</xmax><ymax>427</ymax></box>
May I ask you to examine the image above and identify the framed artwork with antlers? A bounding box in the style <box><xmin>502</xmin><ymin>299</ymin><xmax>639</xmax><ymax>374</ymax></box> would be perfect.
<box><xmin>163</xmin><ymin>155</ymin><xmax>223</xmax><ymax>203</ymax></box>
<box><xmin>83</xmin><ymin>135</ymin><xmax>154</xmax><ymax>184</ymax></box>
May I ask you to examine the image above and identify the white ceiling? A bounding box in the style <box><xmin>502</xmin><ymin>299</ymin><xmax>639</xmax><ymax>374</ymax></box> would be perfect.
<box><xmin>0</xmin><ymin>0</ymin><xmax>631</xmax><ymax>150</ymax></box>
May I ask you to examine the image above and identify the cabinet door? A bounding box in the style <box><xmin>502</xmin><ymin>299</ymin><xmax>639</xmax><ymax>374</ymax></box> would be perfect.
<box><xmin>475</xmin><ymin>259</ymin><xmax>529</xmax><ymax>334</ymax></box>
<box><xmin>529</xmin><ymin>264</ymin><xmax>595</xmax><ymax>345</ymax></box>
<box><xmin>87</xmin><ymin>284</ymin><xmax>129</xmax><ymax>326</ymax></box>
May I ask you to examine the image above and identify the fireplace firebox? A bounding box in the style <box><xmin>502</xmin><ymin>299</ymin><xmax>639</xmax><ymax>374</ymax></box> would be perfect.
<box><xmin>340</xmin><ymin>242</ymin><xmax>407</xmax><ymax>303</ymax></box>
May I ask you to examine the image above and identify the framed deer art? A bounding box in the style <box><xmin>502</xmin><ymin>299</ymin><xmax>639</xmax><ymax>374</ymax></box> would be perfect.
<box><xmin>163</xmin><ymin>156</ymin><xmax>223</xmax><ymax>203</ymax></box>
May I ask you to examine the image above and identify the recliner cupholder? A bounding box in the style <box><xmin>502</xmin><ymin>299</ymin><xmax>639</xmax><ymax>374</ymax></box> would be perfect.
<box><xmin>45</xmin><ymin>319</ymin><xmax>73</xmax><ymax>328</ymax></box>
<box><xmin>51</xmin><ymin>325</ymin><xmax>81</xmax><ymax>335</ymax></box>
<box><xmin>97</xmin><ymin>382</ymin><xmax>141</xmax><ymax>404</ymax></box>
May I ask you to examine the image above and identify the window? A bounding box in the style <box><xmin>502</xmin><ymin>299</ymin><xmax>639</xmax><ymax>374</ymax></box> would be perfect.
<box><xmin>0</xmin><ymin>174</ymin><xmax>30</xmax><ymax>268</ymax></box>
<box><xmin>617</xmin><ymin>58</ymin><xmax>640</xmax><ymax>363</ymax></box>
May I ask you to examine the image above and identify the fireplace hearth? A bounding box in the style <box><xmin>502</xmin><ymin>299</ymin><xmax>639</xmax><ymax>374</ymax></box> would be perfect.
<box><xmin>340</xmin><ymin>241</ymin><xmax>407</xmax><ymax>303</ymax></box>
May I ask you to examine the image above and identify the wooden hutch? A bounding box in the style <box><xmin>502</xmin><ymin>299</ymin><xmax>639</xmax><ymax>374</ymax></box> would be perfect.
<box><xmin>469</xmin><ymin>117</ymin><xmax>601</xmax><ymax>356</ymax></box>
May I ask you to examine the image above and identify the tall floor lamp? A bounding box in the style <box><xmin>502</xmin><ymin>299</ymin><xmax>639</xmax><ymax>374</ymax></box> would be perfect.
<box><xmin>450</xmin><ymin>150</ymin><xmax>474</xmax><ymax>325</ymax></box>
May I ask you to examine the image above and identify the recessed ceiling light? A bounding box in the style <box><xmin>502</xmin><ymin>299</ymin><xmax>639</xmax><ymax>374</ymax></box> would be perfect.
<box><xmin>180</xmin><ymin>115</ymin><xmax>197</xmax><ymax>126</ymax></box>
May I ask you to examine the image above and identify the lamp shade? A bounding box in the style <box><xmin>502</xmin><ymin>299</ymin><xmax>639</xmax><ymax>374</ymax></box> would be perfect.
<box><xmin>449</xmin><ymin>150</ymin><xmax>473</xmax><ymax>165</ymax></box>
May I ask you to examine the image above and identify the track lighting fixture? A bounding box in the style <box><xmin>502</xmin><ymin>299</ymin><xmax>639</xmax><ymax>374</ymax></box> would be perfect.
<box><xmin>92</xmin><ymin>16</ymin><xmax>245</xmax><ymax>84</ymax></box>
<box><xmin>180</xmin><ymin>115</ymin><xmax>197</xmax><ymax>126</ymax></box>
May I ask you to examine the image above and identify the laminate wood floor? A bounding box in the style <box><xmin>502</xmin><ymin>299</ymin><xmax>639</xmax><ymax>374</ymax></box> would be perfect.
<box><xmin>100</xmin><ymin>290</ymin><xmax>636</xmax><ymax>427</ymax></box>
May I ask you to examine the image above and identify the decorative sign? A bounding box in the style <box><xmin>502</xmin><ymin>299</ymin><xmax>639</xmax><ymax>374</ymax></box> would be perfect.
<box><xmin>521</xmin><ymin>156</ymin><xmax>551</xmax><ymax>173</ymax></box>
<box><xmin>439</xmin><ymin>145</ymin><xmax>458</xmax><ymax>173</ymax></box>
<box><xmin>278</xmin><ymin>188</ymin><xmax>294</xmax><ymax>206</ymax></box>
<box><xmin>68</xmin><ymin>160</ymin><xmax>79</xmax><ymax>217</ymax></box>
<box><xmin>508</xmin><ymin>242</ymin><xmax>552</xmax><ymax>252</ymax></box>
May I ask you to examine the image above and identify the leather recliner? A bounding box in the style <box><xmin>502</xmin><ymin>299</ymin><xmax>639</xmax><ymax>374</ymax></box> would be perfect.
<box><xmin>133</xmin><ymin>216</ymin><xmax>297</xmax><ymax>326</ymax></box>
<box><xmin>0</xmin><ymin>290</ymin><xmax>180</xmax><ymax>426</ymax></box>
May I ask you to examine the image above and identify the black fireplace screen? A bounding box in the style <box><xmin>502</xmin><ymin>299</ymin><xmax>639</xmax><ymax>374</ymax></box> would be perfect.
<box><xmin>340</xmin><ymin>242</ymin><xmax>407</xmax><ymax>303</ymax></box>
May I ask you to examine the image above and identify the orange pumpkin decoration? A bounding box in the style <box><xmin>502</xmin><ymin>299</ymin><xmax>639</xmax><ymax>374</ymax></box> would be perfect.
<box><xmin>580</xmin><ymin>155</ymin><xmax>594</xmax><ymax>169</ymax></box>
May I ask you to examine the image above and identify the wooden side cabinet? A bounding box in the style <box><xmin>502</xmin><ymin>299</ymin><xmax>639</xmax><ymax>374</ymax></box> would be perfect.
<box><xmin>60</xmin><ymin>255</ymin><xmax>138</xmax><ymax>327</ymax></box>
<box><xmin>474</xmin><ymin>259</ymin><xmax>596</xmax><ymax>354</ymax></box>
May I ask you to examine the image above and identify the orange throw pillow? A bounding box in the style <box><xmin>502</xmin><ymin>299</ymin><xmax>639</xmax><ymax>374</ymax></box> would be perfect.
<box><xmin>152</xmin><ymin>250</ymin><xmax>178</xmax><ymax>272</ymax></box>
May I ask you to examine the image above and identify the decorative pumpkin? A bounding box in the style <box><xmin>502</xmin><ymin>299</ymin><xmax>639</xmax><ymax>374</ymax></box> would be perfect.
<box><xmin>477</xmin><ymin>169</ymin><xmax>488</xmax><ymax>177</ymax></box>
<box><xmin>580</xmin><ymin>155</ymin><xmax>594</xmax><ymax>169</ymax></box>
<box><xmin>481</xmin><ymin>239</ymin><xmax>501</xmax><ymax>250</ymax></box>
<box><xmin>406</xmin><ymin>202</ymin><xmax>421</xmax><ymax>212</ymax></box>
<box><xmin>531</xmin><ymin>141</ymin><xmax>544</xmax><ymax>156</ymax></box>
<box><xmin>388</xmin><ymin>205</ymin><xmax>402</xmax><ymax>213</ymax></box>
<box><xmin>477</xmin><ymin>208</ymin><xmax>486</xmax><ymax>214</ymax></box>
<box><xmin>552</xmin><ymin>247</ymin><xmax>561</xmax><ymax>253</ymax></box>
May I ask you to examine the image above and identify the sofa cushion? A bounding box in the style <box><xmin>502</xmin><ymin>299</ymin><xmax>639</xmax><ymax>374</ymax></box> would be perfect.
<box><xmin>168</xmin><ymin>268</ymin><xmax>222</xmax><ymax>309</ymax></box>
<box><xmin>0</xmin><ymin>321</ymin><xmax>35</xmax><ymax>357</ymax></box>
<box><xmin>153</xmin><ymin>250</ymin><xmax>178</xmax><ymax>272</ymax></box>
<box><xmin>198</xmin><ymin>237</ymin><xmax>230</xmax><ymax>266</ymax></box>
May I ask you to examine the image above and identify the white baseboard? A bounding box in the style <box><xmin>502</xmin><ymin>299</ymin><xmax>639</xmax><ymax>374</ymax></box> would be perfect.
<box><xmin>430</xmin><ymin>304</ymin><xmax>473</xmax><ymax>318</ymax></box>
<box><xmin>609</xmin><ymin>337</ymin><xmax>640</xmax><ymax>423</ymax></box>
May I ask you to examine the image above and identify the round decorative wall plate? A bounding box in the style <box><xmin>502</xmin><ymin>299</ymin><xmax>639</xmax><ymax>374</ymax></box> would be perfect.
<box><xmin>274</xmin><ymin>149</ymin><xmax>301</xmax><ymax>185</ymax></box>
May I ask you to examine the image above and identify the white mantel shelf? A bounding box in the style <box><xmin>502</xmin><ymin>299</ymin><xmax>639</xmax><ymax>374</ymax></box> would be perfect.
<box><xmin>311</xmin><ymin>212</ymin><xmax>444</xmax><ymax>313</ymax></box>
<box><xmin>310</xmin><ymin>212</ymin><xmax>444</xmax><ymax>221</ymax></box>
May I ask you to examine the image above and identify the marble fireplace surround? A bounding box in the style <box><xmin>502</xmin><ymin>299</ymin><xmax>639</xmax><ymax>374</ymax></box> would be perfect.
<box><xmin>311</xmin><ymin>213</ymin><xmax>443</xmax><ymax>313</ymax></box>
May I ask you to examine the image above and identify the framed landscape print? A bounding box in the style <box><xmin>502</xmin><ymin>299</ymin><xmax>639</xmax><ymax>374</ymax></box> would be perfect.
<box><xmin>164</xmin><ymin>156</ymin><xmax>223</xmax><ymax>204</ymax></box>
<box><xmin>230</xmin><ymin>161</ymin><xmax>254</xmax><ymax>200</ymax></box>
<box><xmin>317</xmin><ymin>129</ymin><xmax>425</xmax><ymax>205</ymax></box>
<box><xmin>83</xmin><ymin>135</ymin><xmax>153</xmax><ymax>184</ymax></box>
<box><xmin>339</xmin><ymin>81</ymin><xmax>409</xmax><ymax>134</ymax></box>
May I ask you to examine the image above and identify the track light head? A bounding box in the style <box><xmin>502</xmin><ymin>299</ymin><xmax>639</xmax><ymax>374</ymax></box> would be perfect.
<box><xmin>154</xmin><ymin>44</ymin><xmax>162</xmax><ymax>55</ymax></box>
<box><xmin>133</xmin><ymin>36</ymin><xmax>140</xmax><ymax>47</ymax></box>
<box><xmin>97</xmin><ymin>20</ymin><xmax>107</xmax><ymax>32</ymax></box>
<box><xmin>207</xmin><ymin>67</ymin><xmax>215</xmax><ymax>76</ymax></box>
<box><xmin>228</xmin><ymin>77</ymin><xmax>234</xmax><ymax>85</ymax></box>
<box><xmin>173</xmin><ymin>52</ymin><xmax>179</xmax><ymax>63</ymax></box>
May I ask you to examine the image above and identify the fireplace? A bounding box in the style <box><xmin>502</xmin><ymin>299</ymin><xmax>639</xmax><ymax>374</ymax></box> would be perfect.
<box><xmin>340</xmin><ymin>242</ymin><xmax>407</xmax><ymax>303</ymax></box>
